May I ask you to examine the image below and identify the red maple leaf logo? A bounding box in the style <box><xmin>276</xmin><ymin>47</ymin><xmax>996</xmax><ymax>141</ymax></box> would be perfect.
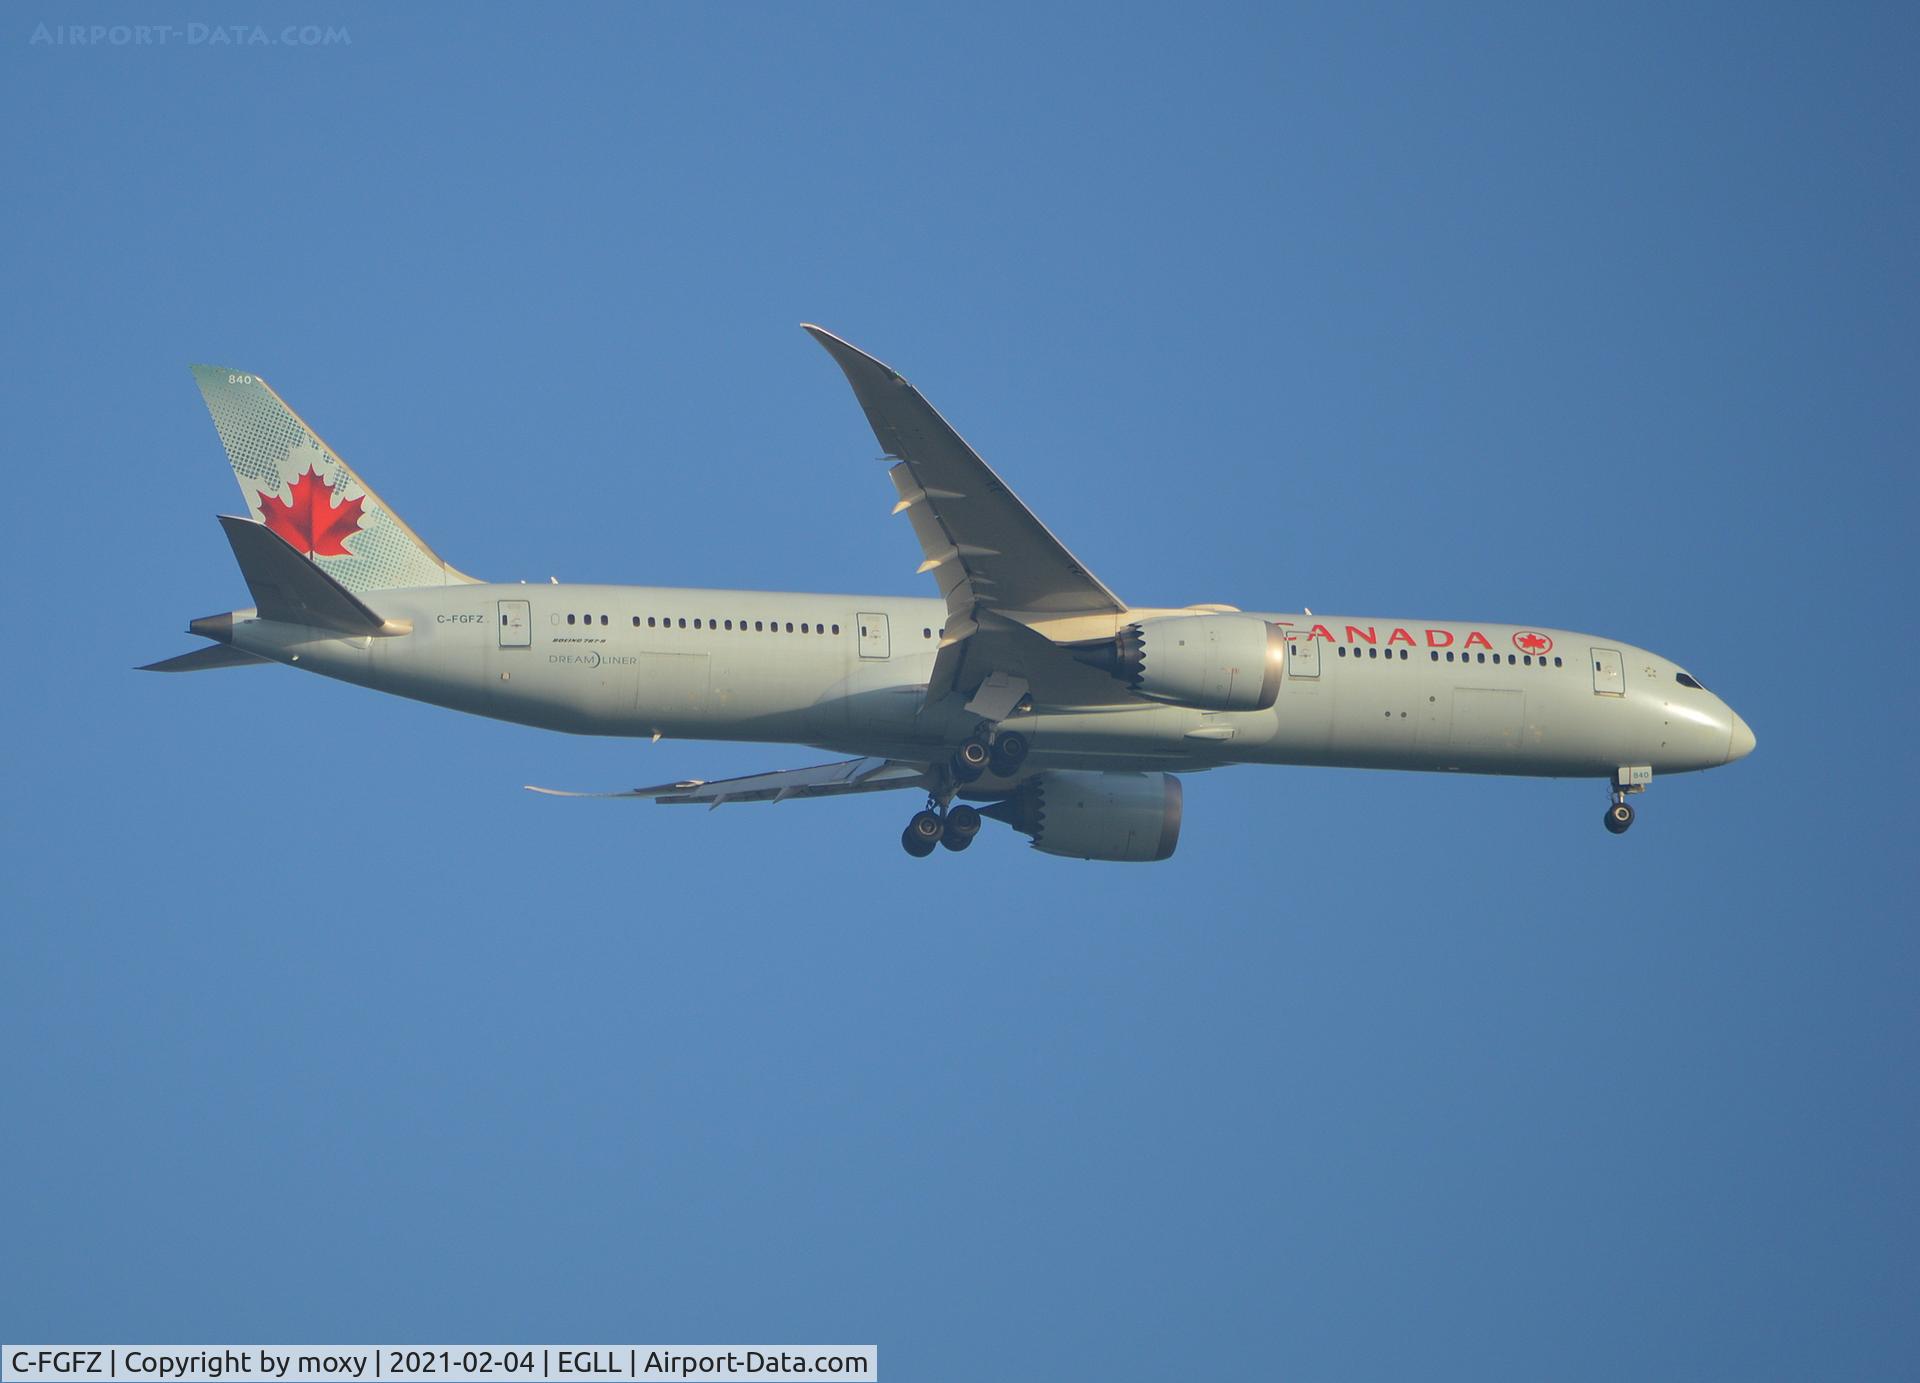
<box><xmin>258</xmin><ymin>466</ymin><xmax>364</xmax><ymax>557</ymax></box>
<box><xmin>1514</xmin><ymin>631</ymin><xmax>1552</xmax><ymax>654</ymax></box>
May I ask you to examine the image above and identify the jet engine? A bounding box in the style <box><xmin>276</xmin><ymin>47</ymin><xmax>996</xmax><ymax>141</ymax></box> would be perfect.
<box><xmin>1072</xmin><ymin>614</ymin><xmax>1286</xmax><ymax>712</ymax></box>
<box><xmin>980</xmin><ymin>771</ymin><xmax>1183</xmax><ymax>862</ymax></box>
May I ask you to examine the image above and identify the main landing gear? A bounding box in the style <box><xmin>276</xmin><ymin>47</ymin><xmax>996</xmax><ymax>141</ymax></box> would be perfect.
<box><xmin>950</xmin><ymin>728</ymin><xmax>1029</xmax><ymax>784</ymax></box>
<box><xmin>900</xmin><ymin>800</ymin><xmax>984</xmax><ymax>857</ymax></box>
<box><xmin>902</xmin><ymin>728</ymin><xmax>1029</xmax><ymax>858</ymax></box>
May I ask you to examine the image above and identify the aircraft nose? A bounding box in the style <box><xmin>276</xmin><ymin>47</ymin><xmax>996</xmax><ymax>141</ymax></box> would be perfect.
<box><xmin>1726</xmin><ymin>711</ymin><xmax>1756</xmax><ymax>763</ymax></box>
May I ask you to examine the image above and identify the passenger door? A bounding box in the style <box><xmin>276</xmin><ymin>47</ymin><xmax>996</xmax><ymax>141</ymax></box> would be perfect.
<box><xmin>498</xmin><ymin>599</ymin><xmax>531</xmax><ymax>648</ymax></box>
<box><xmin>857</xmin><ymin>612</ymin><xmax>890</xmax><ymax>659</ymax></box>
<box><xmin>1591</xmin><ymin>647</ymin><xmax>1624</xmax><ymax>696</ymax></box>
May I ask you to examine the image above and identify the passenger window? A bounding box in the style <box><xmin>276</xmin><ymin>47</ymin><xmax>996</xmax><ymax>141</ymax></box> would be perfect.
<box><xmin>1477</xmin><ymin>653</ymin><xmax>1486</xmax><ymax>663</ymax></box>
<box><xmin>1338</xmin><ymin>646</ymin><xmax>1347</xmax><ymax>657</ymax></box>
<box><xmin>1399</xmin><ymin>649</ymin><xmax>1407</xmax><ymax>660</ymax></box>
<box><xmin>677</xmin><ymin>618</ymin><xmax>686</xmax><ymax>628</ymax></box>
<box><xmin>1523</xmin><ymin>654</ymin><xmax>1532</xmax><ymax>665</ymax></box>
<box><xmin>566</xmin><ymin>614</ymin><xmax>576</xmax><ymax>625</ymax></box>
<box><xmin>724</xmin><ymin>620</ymin><xmax>732</xmax><ymax>630</ymax></box>
<box><xmin>1554</xmin><ymin>656</ymin><xmax>1562</xmax><ymax>667</ymax></box>
<box><xmin>832</xmin><ymin>624</ymin><xmax>840</xmax><ymax>635</ymax></box>
<box><xmin>1368</xmin><ymin>647</ymin><xmax>1378</xmax><ymax>659</ymax></box>
<box><xmin>1430</xmin><ymin>650</ymin><xmax>1438</xmax><ymax>660</ymax></box>
<box><xmin>786</xmin><ymin>622</ymin><xmax>794</xmax><ymax>633</ymax></box>
<box><xmin>924</xmin><ymin>628</ymin><xmax>933</xmax><ymax>639</ymax></box>
<box><xmin>1446</xmin><ymin>651</ymin><xmax>1455</xmax><ymax>662</ymax></box>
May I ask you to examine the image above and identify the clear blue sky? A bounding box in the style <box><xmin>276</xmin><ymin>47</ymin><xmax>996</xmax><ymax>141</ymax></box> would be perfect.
<box><xmin>3</xmin><ymin>5</ymin><xmax>1914</xmax><ymax>1379</ymax></box>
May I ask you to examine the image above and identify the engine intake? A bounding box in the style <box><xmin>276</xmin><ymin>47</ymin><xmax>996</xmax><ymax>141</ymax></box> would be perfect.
<box><xmin>1073</xmin><ymin>613</ymin><xmax>1286</xmax><ymax>711</ymax></box>
<box><xmin>980</xmin><ymin>770</ymin><xmax>1183</xmax><ymax>862</ymax></box>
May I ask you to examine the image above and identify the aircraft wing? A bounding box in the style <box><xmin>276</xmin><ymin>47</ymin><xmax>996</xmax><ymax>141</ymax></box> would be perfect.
<box><xmin>526</xmin><ymin>756</ymin><xmax>933</xmax><ymax>808</ymax></box>
<box><xmin>803</xmin><ymin>326</ymin><xmax>1126</xmax><ymax>627</ymax></box>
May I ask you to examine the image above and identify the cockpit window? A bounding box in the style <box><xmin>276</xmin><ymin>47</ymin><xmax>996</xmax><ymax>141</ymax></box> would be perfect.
<box><xmin>1676</xmin><ymin>672</ymin><xmax>1708</xmax><ymax>691</ymax></box>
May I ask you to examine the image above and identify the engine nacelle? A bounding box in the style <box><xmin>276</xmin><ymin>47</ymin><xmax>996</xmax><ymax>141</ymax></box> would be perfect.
<box><xmin>980</xmin><ymin>770</ymin><xmax>1183</xmax><ymax>862</ymax></box>
<box><xmin>1073</xmin><ymin>614</ymin><xmax>1285</xmax><ymax>711</ymax></box>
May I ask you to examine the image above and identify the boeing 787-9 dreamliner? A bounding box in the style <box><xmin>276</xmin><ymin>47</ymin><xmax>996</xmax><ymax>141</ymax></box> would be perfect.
<box><xmin>146</xmin><ymin>327</ymin><xmax>1755</xmax><ymax>860</ymax></box>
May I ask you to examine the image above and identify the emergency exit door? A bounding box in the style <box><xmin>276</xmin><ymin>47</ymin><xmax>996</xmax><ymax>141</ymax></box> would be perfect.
<box><xmin>1591</xmin><ymin>646</ymin><xmax>1623</xmax><ymax>695</ymax></box>
<box><xmin>857</xmin><ymin>612</ymin><xmax>890</xmax><ymax>659</ymax></box>
<box><xmin>498</xmin><ymin>599</ymin><xmax>531</xmax><ymax>648</ymax></box>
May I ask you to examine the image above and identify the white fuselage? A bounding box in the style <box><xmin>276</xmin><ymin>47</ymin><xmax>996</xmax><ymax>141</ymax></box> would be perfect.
<box><xmin>221</xmin><ymin>583</ymin><xmax>1751</xmax><ymax>783</ymax></box>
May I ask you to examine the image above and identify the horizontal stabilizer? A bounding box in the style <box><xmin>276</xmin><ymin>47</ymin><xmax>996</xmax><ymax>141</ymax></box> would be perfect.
<box><xmin>138</xmin><ymin>645</ymin><xmax>271</xmax><ymax>672</ymax></box>
<box><xmin>528</xmin><ymin>756</ymin><xmax>931</xmax><ymax>808</ymax></box>
<box><xmin>218</xmin><ymin>515</ymin><xmax>394</xmax><ymax>636</ymax></box>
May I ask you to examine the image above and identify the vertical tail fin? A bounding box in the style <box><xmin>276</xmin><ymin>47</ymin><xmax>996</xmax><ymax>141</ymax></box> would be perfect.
<box><xmin>191</xmin><ymin>366</ymin><xmax>477</xmax><ymax>592</ymax></box>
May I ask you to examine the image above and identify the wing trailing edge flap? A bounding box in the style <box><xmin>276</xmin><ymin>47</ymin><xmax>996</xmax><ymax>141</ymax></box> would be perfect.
<box><xmin>930</xmin><ymin>607</ymin><xmax>1138</xmax><ymax>714</ymax></box>
<box><xmin>526</xmin><ymin>756</ymin><xmax>933</xmax><ymax>809</ymax></box>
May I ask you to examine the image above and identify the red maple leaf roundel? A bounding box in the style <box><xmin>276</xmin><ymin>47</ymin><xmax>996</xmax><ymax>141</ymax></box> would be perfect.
<box><xmin>258</xmin><ymin>466</ymin><xmax>364</xmax><ymax>557</ymax></box>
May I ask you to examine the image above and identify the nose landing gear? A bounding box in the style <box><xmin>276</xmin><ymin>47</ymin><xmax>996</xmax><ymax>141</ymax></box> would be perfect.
<box><xmin>1603</xmin><ymin>768</ymin><xmax>1649</xmax><ymax>834</ymax></box>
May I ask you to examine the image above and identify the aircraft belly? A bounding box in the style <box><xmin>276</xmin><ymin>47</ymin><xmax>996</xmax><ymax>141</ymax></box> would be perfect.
<box><xmin>1007</xmin><ymin>704</ymin><xmax>1207</xmax><ymax>762</ymax></box>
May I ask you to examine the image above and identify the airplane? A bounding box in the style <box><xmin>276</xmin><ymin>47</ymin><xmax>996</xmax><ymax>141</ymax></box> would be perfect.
<box><xmin>145</xmin><ymin>327</ymin><xmax>1755</xmax><ymax>861</ymax></box>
